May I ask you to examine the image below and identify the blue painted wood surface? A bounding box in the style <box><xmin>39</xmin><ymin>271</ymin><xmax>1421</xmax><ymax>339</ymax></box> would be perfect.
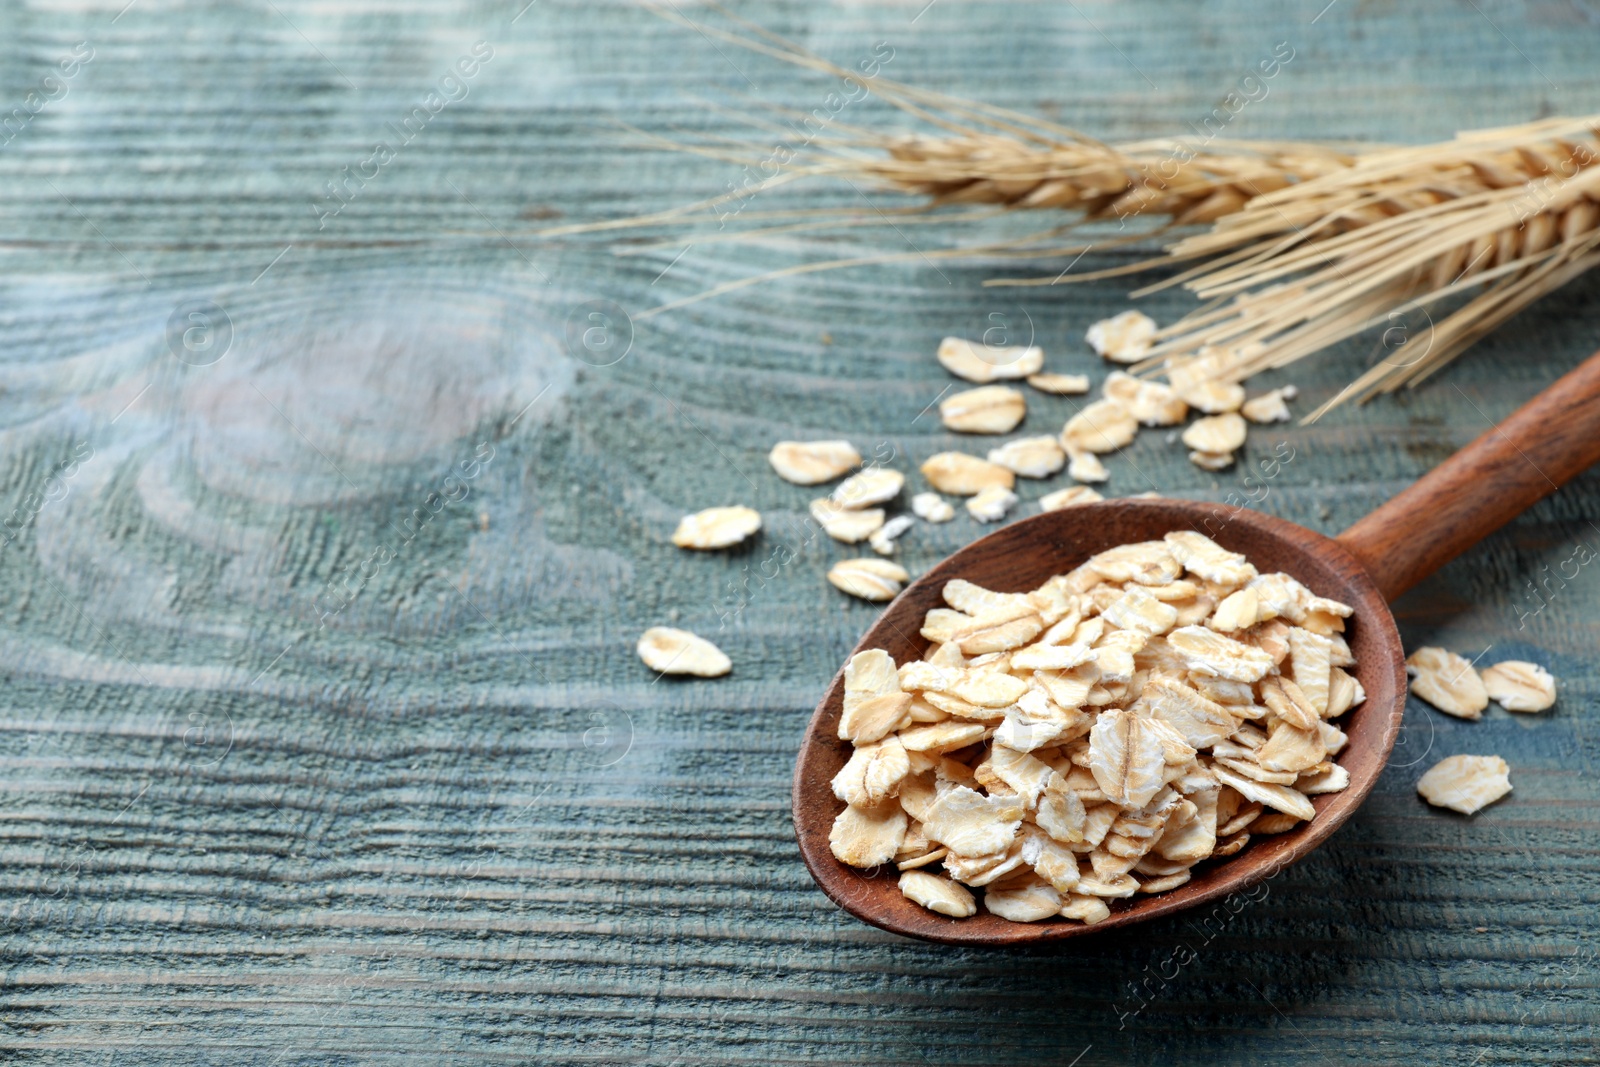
<box><xmin>0</xmin><ymin>1</ymin><xmax>1597</xmax><ymax>1063</ymax></box>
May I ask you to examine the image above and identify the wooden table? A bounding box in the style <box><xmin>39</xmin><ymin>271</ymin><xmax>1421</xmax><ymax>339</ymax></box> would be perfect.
<box><xmin>2</xmin><ymin>2</ymin><xmax>1597</xmax><ymax>1063</ymax></box>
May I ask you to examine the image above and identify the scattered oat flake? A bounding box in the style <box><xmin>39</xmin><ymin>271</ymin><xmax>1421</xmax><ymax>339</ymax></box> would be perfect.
<box><xmin>869</xmin><ymin>515</ymin><xmax>916</xmax><ymax>556</ymax></box>
<box><xmin>1039</xmin><ymin>486</ymin><xmax>1104</xmax><ymax>512</ymax></box>
<box><xmin>810</xmin><ymin>498</ymin><xmax>886</xmax><ymax>544</ymax></box>
<box><xmin>1182</xmin><ymin>413</ymin><xmax>1247</xmax><ymax>455</ymax></box>
<box><xmin>938</xmin><ymin>337</ymin><xmax>1044</xmax><ymax>383</ymax></box>
<box><xmin>1062</xmin><ymin>398</ymin><xmax>1138</xmax><ymax>454</ymax></box>
<box><xmin>1241</xmin><ymin>388</ymin><xmax>1294</xmax><ymax>424</ymax></box>
<box><xmin>768</xmin><ymin>440</ymin><xmax>860</xmax><ymax>484</ymax></box>
<box><xmin>1027</xmin><ymin>372</ymin><xmax>1090</xmax><ymax>395</ymax></box>
<box><xmin>911</xmin><ymin>491</ymin><xmax>956</xmax><ymax>523</ymax></box>
<box><xmin>671</xmin><ymin>506</ymin><xmax>761</xmax><ymax>550</ymax></box>
<box><xmin>829</xmin><ymin>558</ymin><xmax>910</xmax><ymax>601</ymax></box>
<box><xmin>988</xmin><ymin>436</ymin><xmax>1065</xmax><ymax>479</ymax></box>
<box><xmin>1130</xmin><ymin>382</ymin><xmax>1188</xmax><ymax>427</ymax></box>
<box><xmin>921</xmin><ymin>452</ymin><xmax>1016</xmax><ymax>496</ymax></box>
<box><xmin>1417</xmin><ymin>754</ymin><xmax>1512</xmax><ymax>815</ymax></box>
<box><xmin>1086</xmin><ymin>311</ymin><xmax>1157</xmax><ymax>364</ymax></box>
<box><xmin>941</xmin><ymin>385</ymin><xmax>1027</xmax><ymax>434</ymax></box>
<box><xmin>1106</xmin><ymin>372</ymin><xmax>1187</xmax><ymax>427</ymax></box>
<box><xmin>966</xmin><ymin>485</ymin><xmax>1018</xmax><ymax>523</ymax></box>
<box><xmin>636</xmin><ymin>627</ymin><xmax>731</xmax><ymax>677</ymax></box>
<box><xmin>1168</xmin><ymin>351</ymin><xmax>1246</xmax><ymax>407</ymax></box>
<box><xmin>1168</xmin><ymin>347</ymin><xmax>1238</xmax><ymax>385</ymax></box>
<box><xmin>1407</xmin><ymin>647</ymin><xmax>1489</xmax><ymax>720</ymax></box>
<box><xmin>1188</xmin><ymin>450</ymin><xmax>1235</xmax><ymax>471</ymax></box>
<box><xmin>1101</xmin><ymin>372</ymin><xmax>1139</xmax><ymax>403</ymax></box>
<box><xmin>1177</xmin><ymin>380</ymin><xmax>1246</xmax><ymax>414</ymax></box>
<box><xmin>1479</xmin><ymin>661</ymin><xmax>1556</xmax><ymax>712</ymax></box>
<box><xmin>1066</xmin><ymin>449</ymin><xmax>1109</xmax><ymax>484</ymax></box>
<box><xmin>832</xmin><ymin>468</ymin><xmax>904</xmax><ymax>509</ymax></box>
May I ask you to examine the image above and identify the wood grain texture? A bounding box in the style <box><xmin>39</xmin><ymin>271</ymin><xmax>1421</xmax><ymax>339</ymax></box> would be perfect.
<box><xmin>1339</xmin><ymin>348</ymin><xmax>1600</xmax><ymax>600</ymax></box>
<box><xmin>0</xmin><ymin>1</ymin><xmax>1597</xmax><ymax>1064</ymax></box>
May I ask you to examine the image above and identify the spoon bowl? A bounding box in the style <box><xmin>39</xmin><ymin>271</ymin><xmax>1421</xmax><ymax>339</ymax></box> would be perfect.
<box><xmin>793</xmin><ymin>498</ymin><xmax>1404</xmax><ymax>945</ymax></box>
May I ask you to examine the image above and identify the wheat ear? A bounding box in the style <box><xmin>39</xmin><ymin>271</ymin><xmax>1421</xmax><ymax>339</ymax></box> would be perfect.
<box><xmin>1130</xmin><ymin>117</ymin><xmax>1600</xmax><ymax>415</ymax></box>
<box><xmin>855</xmin><ymin>134</ymin><xmax>1355</xmax><ymax>225</ymax></box>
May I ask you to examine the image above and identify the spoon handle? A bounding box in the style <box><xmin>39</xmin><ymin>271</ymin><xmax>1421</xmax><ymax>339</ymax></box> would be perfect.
<box><xmin>1337</xmin><ymin>347</ymin><xmax>1600</xmax><ymax>602</ymax></box>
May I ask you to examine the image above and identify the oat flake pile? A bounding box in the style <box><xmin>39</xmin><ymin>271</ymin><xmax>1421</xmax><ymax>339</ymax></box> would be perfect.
<box><xmin>827</xmin><ymin>530</ymin><xmax>1362</xmax><ymax>925</ymax></box>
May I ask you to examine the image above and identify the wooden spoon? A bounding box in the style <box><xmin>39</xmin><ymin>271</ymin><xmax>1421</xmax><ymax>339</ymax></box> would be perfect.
<box><xmin>793</xmin><ymin>350</ymin><xmax>1600</xmax><ymax>946</ymax></box>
